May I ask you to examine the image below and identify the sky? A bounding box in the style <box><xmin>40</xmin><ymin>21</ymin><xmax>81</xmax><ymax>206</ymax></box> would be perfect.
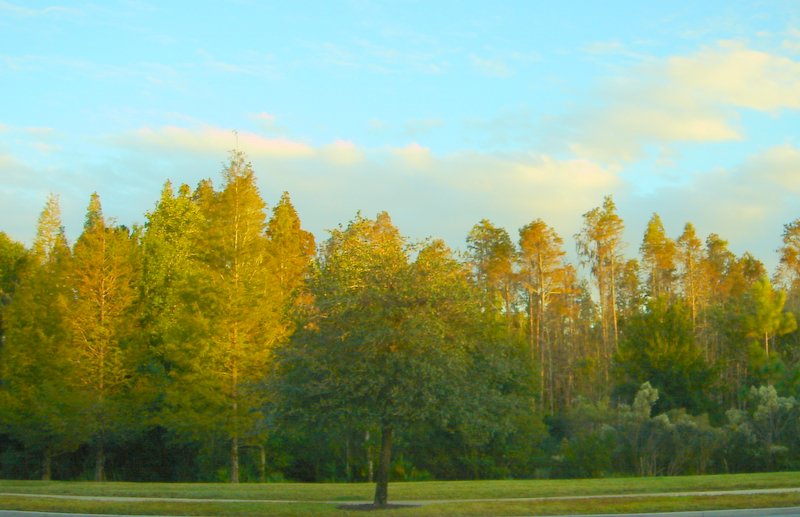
<box><xmin>2</xmin><ymin>1</ymin><xmax>800</xmax><ymax>271</ymax></box>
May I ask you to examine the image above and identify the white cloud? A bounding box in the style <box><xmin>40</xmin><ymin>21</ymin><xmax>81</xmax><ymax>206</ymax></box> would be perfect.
<box><xmin>0</xmin><ymin>114</ymin><xmax>625</xmax><ymax>254</ymax></box>
<box><xmin>620</xmin><ymin>144</ymin><xmax>800</xmax><ymax>271</ymax></box>
<box><xmin>322</xmin><ymin>140</ymin><xmax>363</xmax><ymax>165</ymax></box>
<box><xmin>569</xmin><ymin>41</ymin><xmax>800</xmax><ymax>164</ymax></box>
<box><xmin>668</xmin><ymin>41</ymin><xmax>800</xmax><ymax>111</ymax></box>
<box><xmin>125</xmin><ymin>126</ymin><xmax>315</xmax><ymax>158</ymax></box>
<box><xmin>391</xmin><ymin>143</ymin><xmax>434</xmax><ymax>169</ymax></box>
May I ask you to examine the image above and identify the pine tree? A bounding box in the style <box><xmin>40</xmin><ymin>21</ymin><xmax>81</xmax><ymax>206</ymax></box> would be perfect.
<box><xmin>518</xmin><ymin>219</ymin><xmax>567</xmax><ymax>411</ymax></box>
<box><xmin>67</xmin><ymin>192</ymin><xmax>139</xmax><ymax>481</ymax></box>
<box><xmin>741</xmin><ymin>276</ymin><xmax>796</xmax><ymax>364</ymax></box>
<box><xmin>575</xmin><ymin>196</ymin><xmax>625</xmax><ymax>385</ymax></box>
<box><xmin>777</xmin><ymin>219</ymin><xmax>800</xmax><ymax>290</ymax></box>
<box><xmin>467</xmin><ymin>219</ymin><xmax>517</xmax><ymax>323</ymax></box>
<box><xmin>265</xmin><ymin>191</ymin><xmax>316</xmax><ymax>313</ymax></box>
<box><xmin>162</xmin><ymin>152</ymin><xmax>283</xmax><ymax>483</ymax></box>
<box><xmin>0</xmin><ymin>231</ymin><xmax>26</xmax><ymax>347</ymax></box>
<box><xmin>640</xmin><ymin>213</ymin><xmax>677</xmax><ymax>301</ymax></box>
<box><xmin>0</xmin><ymin>195</ymin><xmax>81</xmax><ymax>479</ymax></box>
<box><xmin>676</xmin><ymin>223</ymin><xmax>704</xmax><ymax>331</ymax></box>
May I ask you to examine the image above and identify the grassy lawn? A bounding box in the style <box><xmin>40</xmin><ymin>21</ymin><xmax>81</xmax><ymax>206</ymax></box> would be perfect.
<box><xmin>0</xmin><ymin>472</ymin><xmax>799</xmax><ymax>516</ymax></box>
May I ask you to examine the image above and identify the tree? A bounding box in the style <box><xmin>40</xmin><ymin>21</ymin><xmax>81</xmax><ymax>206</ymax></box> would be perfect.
<box><xmin>517</xmin><ymin>219</ymin><xmax>567</xmax><ymax>411</ymax></box>
<box><xmin>614</xmin><ymin>299</ymin><xmax>713</xmax><ymax>414</ymax></box>
<box><xmin>575</xmin><ymin>196</ymin><xmax>625</xmax><ymax>384</ymax></box>
<box><xmin>725</xmin><ymin>386</ymin><xmax>799</xmax><ymax>471</ymax></box>
<box><xmin>276</xmin><ymin>213</ymin><xmax>487</xmax><ymax>506</ymax></box>
<box><xmin>0</xmin><ymin>195</ymin><xmax>82</xmax><ymax>479</ymax></box>
<box><xmin>616</xmin><ymin>259</ymin><xmax>642</xmax><ymax>323</ymax></box>
<box><xmin>777</xmin><ymin>219</ymin><xmax>800</xmax><ymax>290</ymax></box>
<box><xmin>640</xmin><ymin>213</ymin><xmax>676</xmax><ymax>301</ymax></box>
<box><xmin>139</xmin><ymin>181</ymin><xmax>203</xmax><ymax>348</ymax></box>
<box><xmin>265</xmin><ymin>191</ymin><xmax>316</xmax><ymax>313</ymax></box>
<box><xmin>466</xmin><ymin>219</ymin><xmax>517</xmax><ymax>323</ymax></box>
<box><xmin>742</xmin><ymin>275</ymin><xmax>797</xmax><ymax>370</ymax></box>
<box><xmin>67</xmin><ymin>193</ymin><xmax>140</xmax><ymax>481</ymax></box>
<box><xmin>676</xmin><ymin>222</ymin><xmax>704</xmax><ymax>331</ymax></box>
<box><xmin>161</xmin><ymin>152</ymin><xmax>284</xmax><ymax>483</ymax></box>
<box><xmin>0</xmin><ymin>231</ymin><xmax>26</xmax><ymax>347</ymax></box>
<box><xmin>702</xmin><ymin>233</ymin><xmax>736</xmax><ymax>299</ymax></box>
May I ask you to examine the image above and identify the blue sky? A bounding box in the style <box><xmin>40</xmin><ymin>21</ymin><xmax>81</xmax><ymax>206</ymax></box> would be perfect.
<box><xmin>2</xmin><ymin>1</ymin><xmax>800</xmax><ymax>270</ymax></box>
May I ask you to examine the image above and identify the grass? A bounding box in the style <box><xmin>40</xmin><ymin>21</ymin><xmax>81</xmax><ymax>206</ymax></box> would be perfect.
<box><xmin>0</xmin><ymin>472</ymin><xmax>799</xmax><ymax>516</ymax></box>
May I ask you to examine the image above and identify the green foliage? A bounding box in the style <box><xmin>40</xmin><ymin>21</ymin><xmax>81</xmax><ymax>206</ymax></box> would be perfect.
<box><xmin>615</xmin><ymin>298</ymin><xmax>714</xmax><ymax>414</ymax></box>
<box><xmin>67</xmin><ymin>193</ymin><xmax>142</xmax><ymax>481</ymax></box>
<box><xmin>0</xmin><ymin>196</ymin><xmax>81</xmax><ymax>479</ymax></box>
<box><xmin>0</xmin><ymin>231</ymin><xmax>27</xmax><ymax>345</ymax></box>
<box><xmin>466</xmin><ymin>219</ymin><xmax>516</xmax><ymax>316</ymax></box>
<box><xmin>7</xmin><ymin>160</ymin><xmax>800</xmax><ymax>483</ymax></box>
<box><xmin>739</xmin><ymin>277</ymin><xmax>797</xmax><ymax>384</ymax></box>
<box><xmin>157</xmin><ymin>152</ymin><xmax>297</xmax><ymax>483</ymax></box>
<box><xmin>274</xmin><ymin>213</ymin><xmax>530</xmax><ymax>501</ymax></box>
<box><xmin>724</xmin><ymin>386</ymin><xmax>800</xmax><ymax>472</ymax></box>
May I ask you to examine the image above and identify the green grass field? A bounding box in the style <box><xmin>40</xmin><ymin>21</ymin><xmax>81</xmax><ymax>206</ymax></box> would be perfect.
<box><xmin>1</xmin><ymin>472</ymin><xmax>799</xmax><ymax>516</ymax></box>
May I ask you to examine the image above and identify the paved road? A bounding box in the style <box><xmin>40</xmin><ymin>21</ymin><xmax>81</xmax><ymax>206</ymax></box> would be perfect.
<box><xmin>3</xmin><ymin>507</ymin><xmax>800</xmax><ymax>517</ymax></box>
<box><xmin>3</xmin><ymin>486</ymin><xmax>800</xmax><ymax>505</ymax></box>
<box><xmin>3</xmin><ymin>488</ymin><xmax>800</xmax><ymax>516</ymax></box>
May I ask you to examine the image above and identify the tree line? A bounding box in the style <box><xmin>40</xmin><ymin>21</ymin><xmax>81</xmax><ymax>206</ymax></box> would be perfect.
<box><xmin>1</xmin><ymin>152</ymin><xmax>800</xmax><ymax>504</ymax></box>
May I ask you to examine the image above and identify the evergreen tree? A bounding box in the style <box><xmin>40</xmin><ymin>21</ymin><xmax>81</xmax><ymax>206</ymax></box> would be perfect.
<box><xmin>162</xmin><ymin>152</ymin><xmax>282</xmax><ymax>483</ymax></box>
<box><xmin>739</xmin><ymin>276</ymin><xmax>796</xmax><ymax>385</ymax></box>
<box><xmin>614</xmin><ymin>299</ymin><xmax>714</xmax><ymax>414</ymax></box>
<box><xmin>676</xmin><ymin>222</ymin><xmax>704</xmax><ymax>332</ymax></box>
<box><xmin>0</xmin><ymin>195</ymin><xmax>81</xmax><ymax>479</ymax></box>
<box><xmin>518</xmin><ymin>219</ymin><xmax>567</xmax><ymax>411</ymax></box>
<box><xmin>265</xmin><ymin>191</ymin><xmax>316</xmax><ymax>315</ymax></box>
<box><xmin>67</xmin><ymin>192</ymin><xmax>140</xmax><ymax>481</ymax></box>
<box><xmin>640</xmin><ymin>213</ymin><xmax>676</xmax><ymax>301</ymax></box>
<box><xmin>575</xmin><ymin>195</ymin><xmax>625</xmax><ymax>385</ymax></box>
<box><xmin>467</xmin><ymin>219</ymin><xmax>517</xmax><ymax>323</ymax></box>
<box><xmin>0</xmin><ymin>231</ymin><xmax>26</xmax><ymax>348</ymax></box>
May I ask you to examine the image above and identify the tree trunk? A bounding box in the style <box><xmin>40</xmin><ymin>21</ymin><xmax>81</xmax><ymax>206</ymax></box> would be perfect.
<box><xmin>610</xmin><ymin>257</ymin><xmax>619</xmax><ymax>351</ymax></box>
<box><xmin>258</xmin><ymin>444</ymin><xmax>266</xmax><ymax>483</ymax></box>
<box><xmin>94</xmin><ymin>440</ymin><xmax>105</xmax><ymax>482</ymax></box>
<box><xmin>42</xmin><ymin>448</ymin><xmax>52</xmax><ymax>481</ymax></box>
<box><xmin>231</xmin><ymin>436</ymin><xmax>239</xmax><ymax>483</ymax></box>
<box><xmin>373</xmin><ymin>424</ymin><xmax>393</xmax><ymax>507</ymax></box>
<box><xmin>345</xmin><ymin>435</ymin><xmax>352</xmax><ymax>482</ymax></box>
<box><xmin>366</xmin><ymin>430</ymin><xmax>374</xmax><ymax>483</ymax></box>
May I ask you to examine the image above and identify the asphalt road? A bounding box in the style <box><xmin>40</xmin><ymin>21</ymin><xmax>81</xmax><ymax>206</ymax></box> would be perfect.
<box><xmin>3</xmin><ymin>508</ymin><xmax>800</xmax><ymax>517</ymax></box>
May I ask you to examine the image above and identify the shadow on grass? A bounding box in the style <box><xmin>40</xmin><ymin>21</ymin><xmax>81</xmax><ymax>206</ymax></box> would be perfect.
<box><xmin>338</xmin><ymin>503</ymin><xmax>421</xmax><ymax>511</ymax></box>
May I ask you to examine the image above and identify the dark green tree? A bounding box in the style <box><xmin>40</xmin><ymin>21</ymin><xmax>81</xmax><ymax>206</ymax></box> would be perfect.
<box><xmin>614</xmin><ymin>298</ymin><xmax>714</xmax><ymax>414</ymax></box>
<box><xmin>276</xmin><ymin>213</ymin><xmax>501</xmax><ymax>506</ymax></box>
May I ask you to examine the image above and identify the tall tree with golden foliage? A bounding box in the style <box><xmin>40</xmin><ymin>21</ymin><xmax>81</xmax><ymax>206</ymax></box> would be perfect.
<box><xmin>575</xmin><ymin>195</ymin><xmax>625</xmax><ymax>385</ymax></box>
<box><xmin>467</xmin><ymin>219</ymin><xmax>517</xmax><ymax>324</ymax></box>
<box><xmin>676</xmin><ymin>222</ymin><xmax>704</xmax><ymax>332</ymax></box>
<box><xmin>518</xmin><ymin>219</ymin><xmax>567</xmax><ymax>411</ymax></box>
<box><xmin>161</xmin><ymin>152</ymin><xmax>294</xmax><ymax>483</ymax></box>
<box><xmin>640</xmin><ymin>213</ymin><xmax>676</xmax><ymax>301</ymax></box>
<box><xmin>67</xmin><ymin>193</ymin><xmax>139</xmax><ymax>481</ymax></box>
